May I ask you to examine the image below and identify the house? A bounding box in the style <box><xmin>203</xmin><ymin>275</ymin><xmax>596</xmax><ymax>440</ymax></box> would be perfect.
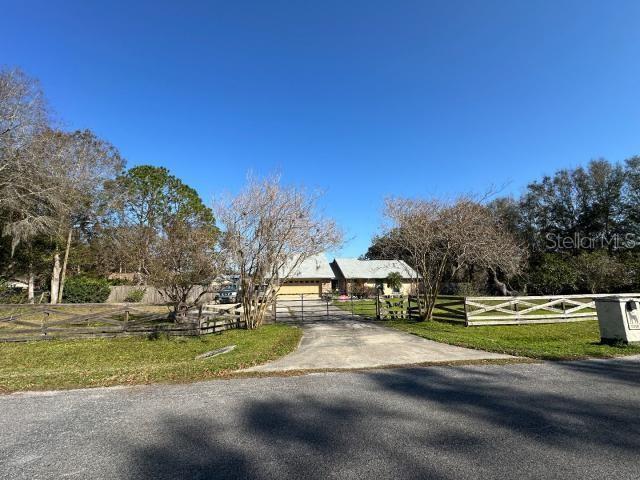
<box><xmin>330</xmin><ymin>258</ymin><xmax>417</xmax><ymax>296</ymax></box>
<box><xmin>277</xmin><ymin>253</ymin><xmax>334</xmax><ymax>296</ymax></box>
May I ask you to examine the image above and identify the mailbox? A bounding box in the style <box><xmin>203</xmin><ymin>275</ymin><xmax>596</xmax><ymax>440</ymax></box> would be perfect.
<box><xmin>594</xmin><ymin>296</ymin><xmax>640</xmax><ymax>344</ymax></box>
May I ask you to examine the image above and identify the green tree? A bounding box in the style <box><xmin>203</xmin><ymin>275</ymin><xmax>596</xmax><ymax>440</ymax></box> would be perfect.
<box><xmin>385</xmin><ymin>272</ymin><xmax>403</xmax><ymax>292</ymax></box>
<box><xmin>500</xmin><ymin>159</ymin><xmax>627</xmax><ymax>254</ymax></box>
<box><xmin>108</xmin><ymin>165</ymin><xmax>217</xmax><ymax>282</ymax></box>
<box><xmin>362</xmin><ymin>231</ymin><xmax>409</xmax><ymax>261</ymax></box>
<box><xmin>573</xmin><ymin>251</ymin><xmax>627</xmax><ymax>294</ymax></box>
<box><xmin>488</xmin><ymin>158</ymin><xmax>639</xmax><ymax>294</ymax></box>
<box><xmin>526</xmin><ymin>253</ymin><xmax>578</xmax><ymax>295</ymax></box>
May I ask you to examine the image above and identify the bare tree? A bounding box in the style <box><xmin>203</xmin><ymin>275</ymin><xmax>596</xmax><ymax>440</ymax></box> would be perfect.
<box><xmin>46</xmin><ymin>129</ymin><xmax>124</xmax><ymax>302</ymax></box>
<box><xmin>384</xmin><ymin>196</ymin><xmax>525</xmax><ymax>320</ymax></box>
<box><xmin>216</xmin><ymin>176</ymin><xmax>343</xmax><ymax>329</ymax></box>
<box><xmin>1</xmin><ymin>68</ymin><xmax>124</xmax><ymax>303</ymax></box>
<box><xmin>0</xmin><ymin>69</ymin><xmax>57</xmax><ymax>249</ymax></box>
<box><xmin>147</xmin><ymin>220</ymin><xmax>219</xmax><ymax>321</ymax></box>
<box><xmin>1</xmin><ymin>76</ymin><xmax>67</xmax><ymax>302</ymax></box>
<box><xmin>0</xmin><ymin>67</ymin><xmax>48</xmax><ymax>156</ymax></box>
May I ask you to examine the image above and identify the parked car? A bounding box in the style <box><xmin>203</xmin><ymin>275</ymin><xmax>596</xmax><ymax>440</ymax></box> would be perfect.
<box><xmin>218</xmin><ymin>285</ymin><xmax>239</xmax><ymax>304</ymax></box>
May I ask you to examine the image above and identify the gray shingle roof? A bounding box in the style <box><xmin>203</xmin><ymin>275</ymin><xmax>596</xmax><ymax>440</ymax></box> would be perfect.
<box><xmin>286</xmin><ymin>253</ymin><xmax>334</xmax><ymax>279</ymax></box>
<box><xmin>333</xmin><ymin>258</ymin><xmax>417</xmax><ymax>280</ymax></box>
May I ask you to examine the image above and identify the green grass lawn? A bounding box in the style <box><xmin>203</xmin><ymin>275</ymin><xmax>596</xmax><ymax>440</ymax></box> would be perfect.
<box><xmin>0</xmin><ymin>324</ymin><xmax>301</xmax><ymax>393</ymax></box>
<box><xmin>332</xmin><ymin>297</ymin><xmax>416</xmax><ymax>316</ymax></box>
<box><xmin>384</xmin><ymin>319</ymin><xmax>640</xmax><ymax>360</ymax></box>
<box><xmin>332</xmin><ymin>297</ymin><xmax>463</xmax><ymax>319</ymax></box>
<box><xmin>332</xmin><ymin>299</ymin><xmax>377</xmax><ymax>316</ymax></box>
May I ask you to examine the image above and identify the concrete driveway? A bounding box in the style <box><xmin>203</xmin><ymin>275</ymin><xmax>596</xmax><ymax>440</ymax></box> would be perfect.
<box><xmin>248</xmin><ymin>317</ymin><xmax>512</xmax><ymax>371</ymax></box>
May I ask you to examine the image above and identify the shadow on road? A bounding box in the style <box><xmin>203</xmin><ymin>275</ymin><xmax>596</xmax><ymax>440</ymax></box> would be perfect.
<box><xmin>365</xmin><ymin>365</ymin><xmax>640</xmax><ymax>452</ymax></box>
<box><xmin>123</xmin><ymin>415</ymin><xmax>253</xmax><ymax>480</ymax></box>
<box><xmin>559</xmin><ymin>356</ymin><xmax>640</xmax><ymax>386</ymax></box>
<box><xmin>122</xmin><ymin>360</ymin><xmax>640</xmax><ymax>479</ymax></box>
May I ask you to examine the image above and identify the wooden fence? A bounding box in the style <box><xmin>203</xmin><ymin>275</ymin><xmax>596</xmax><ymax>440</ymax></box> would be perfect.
<box><xmin>350</xmin><ymin>293</ymin><xmax>640</xmax><ymax>326</ymax></box>
<box><xmin>342</xmin><ymin>295</ymin><xmax>466</xmax><ymax>322</ymax></box>
<box><xmin>106</xmin><ymin>285</ymin><xmax>218</xmax><ymax>305</ymax></box>
<box><xmin>0</xmin><ymin>303</ymin><xmax>245</xmax><ymax>342</ymax></box>
<box><xmin>463</xmin><ymin>293</ymin><xmax>640</xmax><ymax>326</ymax></box>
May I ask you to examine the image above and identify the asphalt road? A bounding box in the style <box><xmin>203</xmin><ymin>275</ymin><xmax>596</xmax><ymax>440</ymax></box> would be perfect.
<box><xmin>2</xmin><ymin>357</ymin><xmax>640</xmax><ymax>480</ymax></box>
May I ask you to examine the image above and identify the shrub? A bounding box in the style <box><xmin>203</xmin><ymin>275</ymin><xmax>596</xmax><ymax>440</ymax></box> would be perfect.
<box><xmin>107</xmin><ymin>278</ymin><xmax>134</xmax><ymax>286</ymax></box>
<box><xmin>449</xmin><ymin>282</ymin><xmax>481</xmax><ymax>297</ymax></box>
<box><xmin>0</xmin><ymin>280</ymin><xmax>28</xmax><ymax>304</ymax></box>
<box><xmin>124</xmin><ymin>288</ymin><xmax>146</xmax><ymax>303</ymax></box>
<box><xmin>350</xmin><ymin>282</ymin><xmax>376</xmax><ymax>299</ymax></box>
<box><xmin>63</xmin><ymin>277</ymin><xmax>111</xmax><ymax>304</ymax></box>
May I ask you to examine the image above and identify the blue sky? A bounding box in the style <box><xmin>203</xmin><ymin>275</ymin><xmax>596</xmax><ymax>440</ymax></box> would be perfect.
<box><xmin>2</xmin><ymin>1</ymin><xmax>640</xmax><ymax>257</ymax></box>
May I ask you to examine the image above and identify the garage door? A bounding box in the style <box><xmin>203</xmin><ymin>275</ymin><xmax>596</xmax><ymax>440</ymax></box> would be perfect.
<box><xmin>278</xmin><ymin>282</ymin><xmax>321</xmax><ymax>295</ymax></box>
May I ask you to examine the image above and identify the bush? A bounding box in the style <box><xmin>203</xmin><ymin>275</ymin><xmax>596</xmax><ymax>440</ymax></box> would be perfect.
<box><xmin>124</xmin><ymin>288</ymin><xmax>146</xmax><ymax>303</ymax></box>
<box><xmin>350</xmin><ymin>282</ymin><xmax>377</xmax><ymax>299</ymax></box>
<box><xmin>449</xmin><ymin>282</ymin><xmax>481</xmax><ymax>297</ymax></box>
<box><xmin>107</xmin><ymin>278</ymin><xmax>133</xmax><ymax>286</ymax></box>
<box><xmin>0</xmin><ymin>282</ymin><xmax>28</xmax><ymax>304</ymax></box>
<box><xmin>62</xmin><ymin>277</ymin><xmax>111</xmax><ymax>304</ymax></box>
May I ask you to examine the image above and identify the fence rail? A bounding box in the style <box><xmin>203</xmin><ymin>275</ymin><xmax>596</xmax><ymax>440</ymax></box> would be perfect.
<box><xmin>0</xmin><ymin>303</ymin><xmax>245</xmax><ymax>342</ymax></box>
<box><xmin>463</xmin><ymin>293</ymin><xmax>640</xmax><ymax>326</ymax></box>
<box><xmin>3</xmin><ymin>292</ymin><xmax>636</xmax><ymax>339</ymax></box>
<box><xmin>106</xmin><ymin>285</ymin><xmax>218</xmax><ymax>304</ymax></box>
<box><xmin>272</xmin><ymin>292</ymin><xmax>640</xmax><ymax>326</ymax></box>
<box><xmin>273</xmin><ymin>293</ymin><xmax>447</xmax><ymax>322</ymax></box>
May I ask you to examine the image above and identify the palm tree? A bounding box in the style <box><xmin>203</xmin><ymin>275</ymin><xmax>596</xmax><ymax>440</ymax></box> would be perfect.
<box><xmin>386</xmin><ymin>271</ymin><xmax>403</xmax><ymax>293</ymax></box>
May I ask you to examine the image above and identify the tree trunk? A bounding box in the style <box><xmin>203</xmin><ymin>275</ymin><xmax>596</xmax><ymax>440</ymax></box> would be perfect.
<box><xmin>424</xmin><ymin>279</ymin><xmax>440</xmax><ymax>321</ymax></box>
<box><xmin>490</xmin><ymin>269</ymin><xmax>513</xmax><ymax>296</ymax></box>
<box><xmin>27</xmin><ymin>267</ymin><xmax>35</xmax><ymax>304</ymax></box>
<box><xmin>50</xmin><ymin>252</ymin><xmax>61</xmax><ymax>304</ymax></box>
<box><xmin>57</xmin><ymin>227</ymin><xmax>72</xmax><ymax>303</ymax></box>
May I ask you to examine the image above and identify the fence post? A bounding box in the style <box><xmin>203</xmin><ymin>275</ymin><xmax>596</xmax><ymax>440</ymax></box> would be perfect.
<box><xmin>376</xmin><ymin>293</ymin><xmax>380</xmax><ymax>320</ymax></box>
<box><xmin>41</xmin><ymin>311</ymin><xmax>49</xmax><ymax>337</ymax></box>
<box><xmin>350</xmin><ymin>295</ymin><xmax>354</xmax><ymax>317</ymax></box>
<box><xmin>463</xmin><ymin>297</ymin><xmax>470</xmax><ymax>327</ymax></box>
<box><xmin>123</xmin><ymin>309</ymin><xmax>129</xmax><ymax>332</ymax></box>
<box><xmin>273</xmin><ymin>298</ymin><xmax>277</xmax><ymax>323</ymax></box>
<box><xmin>513</xmin><ymin>300</ymin><xmax>519</xmax><ymax>321</ymax></box>
<box><xmin>326</xmin><ymin>296</ymin><xmax>329</xmax><ymax>319</ymax></box>
<box><xmin>301</xmin><ymin>294</ymin><xmax>304</xmax><ymax>322</ymax></box>
<box><xmin>406</xmin><ymin>295</ymin><xmax>411</xmax><ymax>320</ymax></box>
